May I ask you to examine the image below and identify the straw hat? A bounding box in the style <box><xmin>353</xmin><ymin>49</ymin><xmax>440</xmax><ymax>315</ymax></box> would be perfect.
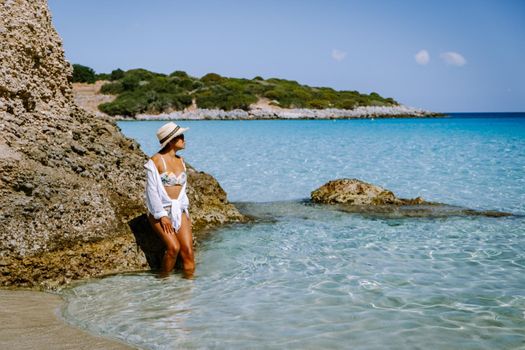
<box><xmin>156</xmin><ymin>122</ymin><xmax>189</xmax><ymax>150</ymax></box>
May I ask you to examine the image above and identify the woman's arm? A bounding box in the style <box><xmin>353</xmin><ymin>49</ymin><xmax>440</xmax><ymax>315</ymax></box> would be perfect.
<box><xmin>145</xmin><ymin>165</ymin><xmax>169</xmax><ymax>220</ymax></box>
<box><xmin>145</xmin><ymin>171</ymin><xmax>174</xmax><ymax>235</ymax></box>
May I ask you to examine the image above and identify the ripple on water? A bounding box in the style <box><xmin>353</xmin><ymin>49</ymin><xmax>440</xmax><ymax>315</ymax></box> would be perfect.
<box><xmin>61</xmin><ymin>201</ymin><xmax>525</xmax><ymax>349</ymax></box>
<box><xmin>66</xmin><ymin>118</ymin><xmax>525</xmax><ymax>348</ymax></box>
<box><xmin>118</xmin><ymin>118</ymin><xmax>525</xmax><ymax>214</ymax></box>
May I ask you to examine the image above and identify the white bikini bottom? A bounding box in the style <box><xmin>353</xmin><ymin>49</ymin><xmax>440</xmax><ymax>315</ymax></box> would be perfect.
<box><xmin>164</xmin><ymin>201</ymin><xmax>190</xmax><ymax>232</ymax></box>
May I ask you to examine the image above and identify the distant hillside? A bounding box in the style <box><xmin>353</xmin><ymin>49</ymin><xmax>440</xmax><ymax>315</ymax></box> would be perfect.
<box><xmin>72</xmin><ymin>65</ymin><xmax>399</xmax><ymax>117</ymax></box>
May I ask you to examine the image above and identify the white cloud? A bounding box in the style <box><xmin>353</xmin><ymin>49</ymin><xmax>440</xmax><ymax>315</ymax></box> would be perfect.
<box><xmin>415</xmin><ymin>49</ymin><xmax>430</xmax><ymax>65</ymax></box>
<box><xmin>440</xmin><ymin>51</ymin><xmax>467</xmax><ymax>66</ymax></box>
<box><xmin>331</xmin><ymin>49</ymin><xmax>347</xmax><ymax>62</ymax></box>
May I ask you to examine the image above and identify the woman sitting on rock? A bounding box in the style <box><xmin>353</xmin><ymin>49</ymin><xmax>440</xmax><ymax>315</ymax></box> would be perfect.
<box><xmin>144</xmin><ymin>122</ymin><xmax>194</xmax><ymax>277</ymax></box>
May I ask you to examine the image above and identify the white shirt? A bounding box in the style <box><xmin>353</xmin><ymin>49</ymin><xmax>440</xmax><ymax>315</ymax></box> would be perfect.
<box><xmin>144</xmin><ymin>159</ymin><xmax>190</xmax><ymax>231</ymax></box>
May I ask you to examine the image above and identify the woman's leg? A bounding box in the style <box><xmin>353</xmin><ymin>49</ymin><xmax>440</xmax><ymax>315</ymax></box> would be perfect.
<box><xmin>176</xmin><ymin>211</ymin><xmax>195</xmax><ymax>276</ymax></box>
<box><xmin>147</xmin><ymin>214</ymin><xmax>180</xmax><ymax>276</ymax></box>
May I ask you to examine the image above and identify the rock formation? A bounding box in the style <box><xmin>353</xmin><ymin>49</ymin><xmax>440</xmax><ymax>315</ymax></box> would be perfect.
<box><xmin>311</xmin><ymin>179</ymin><xmax>512</xmax><ymax>218</ymax></box>
<box><xmin>311</xmin><ymin>178</ymin><xmax>426</xmax><ymax>206</ymax></box>
<box><xmin>0</xmin><ymin>0</ymin><xmax>245</xmax><ymax>289</ymax></box>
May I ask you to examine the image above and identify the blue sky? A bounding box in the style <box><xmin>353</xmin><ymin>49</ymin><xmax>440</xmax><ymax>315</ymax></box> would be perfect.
<box><xmin>48</xmin><ymin>0</ymin><xmax>525</xmax><ymax>112</ymax></box>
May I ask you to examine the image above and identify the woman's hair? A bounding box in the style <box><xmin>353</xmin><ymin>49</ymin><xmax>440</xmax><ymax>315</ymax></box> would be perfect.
<box><xmin>165</xmin><ymin>134</ymin><xmax>184</xmax><ymax>148</ymax></box>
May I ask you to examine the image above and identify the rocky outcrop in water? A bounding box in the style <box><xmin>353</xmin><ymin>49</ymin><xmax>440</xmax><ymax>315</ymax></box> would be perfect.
<box><xmin>311</xmin><ymin>179</ymin><xmax>426</xmax><ymax>206</ymax></box>
<box><xmin>0</xmin><ymin>0</ymin><xmax>245</xmax><ymax>290</ymax></box>
<box><xmin>311</xmin><ymin>179</ymin><xmax>512</xmax><ymax>218</ymax></box>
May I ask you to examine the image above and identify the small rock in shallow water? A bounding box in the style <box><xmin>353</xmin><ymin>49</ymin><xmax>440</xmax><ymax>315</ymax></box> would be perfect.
<box><xmin>311</xmin><ymin>178</ymin><xmax>513</xmax><ymax>219</ymax></box>
<box><xmin>310</xmin><ymin>178</ymin><xmax>419</xmax><ymax>205</ymax></box>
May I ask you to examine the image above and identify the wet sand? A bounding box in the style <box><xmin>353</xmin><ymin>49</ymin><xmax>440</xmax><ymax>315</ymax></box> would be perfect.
<box><xmin>0</xmin><ymin>290</ymin><xmax>134</xmax><ymax>349</ymax></box>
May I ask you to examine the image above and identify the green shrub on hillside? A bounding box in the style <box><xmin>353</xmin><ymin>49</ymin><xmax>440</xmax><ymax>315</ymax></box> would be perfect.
<box><xmin>195</xmin><ymin>85</ymin><xmax>257</xmax><ymax>110</ymax></box>
<box><xmin>98</xmin><ymin>74</ymin><xmax>193</xmax><ymax>115</ymax></box>
<box><xmin>94</xmin><ymin>67</ymin><xmax>398</xmax><ymax>116</ymax></box>
<box><xmin>169</xmin><ymin>77</ymin><xmax>195</xmax><ymax>90</ymax></box>
<box><xmin>308</xmin><ymin>99</ymin><xmax>331</xmax><ymax>109</ymax></box>
<box><xmin>99</xmin><ymin>92</ymin><xmax>143</xmax><ymax>116</ymax></box>
<box><xmin>100</xmin><ymin>81</ymin><xmax>124</xmax><ymax>95</ymax></box>
<box><xmin>72</xmin><ymin>64</ymin><xmax>96</xmax><ymax>83</ymax></box>
<box><xmin>121</xmin><ymin>75</ymin><xmax>140</xmax><ymax>91</ymax></box>
<box><xmin>95</xmin><ymin>73</ymin><xmax>110</xmax><ymax>80</ymax></box>
<box><xmin>110</xmin><ymin>68</ymin><xmax>125</xmax><ymax>81</ymax></box>
<box><xmin>201</xmin><ymin>73</ymin><xmax>223</xmax><ymax>84</ymax></box>
<box><xmin>385</xmin><ymin>97</ymin><xmax>396</xmax><ymax>104</ymax></box>
<box><xmin>169</xmin><ymin>70</ymin><xmax>189</xmax><ymax>78</ymax></box>
<box><xmin>126</xmin><ymin>68</ymin><xmax>165</xmax><ymax>81</ymax></box>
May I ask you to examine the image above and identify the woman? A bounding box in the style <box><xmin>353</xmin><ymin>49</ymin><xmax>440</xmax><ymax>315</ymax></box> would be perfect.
<box><xmin>144</xmin><ymin>122</ymin><xmax>194</xmax><ymax>277</ymax></box>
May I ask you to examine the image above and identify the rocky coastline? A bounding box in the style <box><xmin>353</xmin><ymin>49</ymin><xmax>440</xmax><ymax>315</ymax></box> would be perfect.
<box><xmin>128</xmin><ymin>105</ymin><xmax>444</xmax><ymax>121</ymax></box>
<box><xmin>71</xmin><ymin>81</ymin><xmax>444</xmax><ymax>121</ymax></box>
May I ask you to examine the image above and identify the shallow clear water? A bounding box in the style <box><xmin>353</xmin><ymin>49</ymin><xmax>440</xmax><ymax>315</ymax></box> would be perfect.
<box><xmin>62</xmin><ymin>114</ymin><xmax>525</xmax><ymax>349</ymax></box>
<box><xmin>118</xmin><ymin>114</ymin><xmax>525</xmax><ymax>213</ymax></box>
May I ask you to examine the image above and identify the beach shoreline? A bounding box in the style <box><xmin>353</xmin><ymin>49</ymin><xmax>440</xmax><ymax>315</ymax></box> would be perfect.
<box><xmin>0</xmin><ymin>289</ymin><xmax>134</xmax><ymax>349</ymax></box>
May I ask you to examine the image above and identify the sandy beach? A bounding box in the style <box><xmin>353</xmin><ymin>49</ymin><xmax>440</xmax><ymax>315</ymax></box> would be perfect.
<box><xmin>0</xmin><ymin>290</ymin><xmax>133</xmax><ymax>350</ymax></box>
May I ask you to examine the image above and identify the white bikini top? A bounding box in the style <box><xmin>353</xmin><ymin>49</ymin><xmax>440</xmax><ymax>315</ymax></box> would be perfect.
<box><xmin>159</xmin><ymin>155</ymin><xmax>187</xmax><ymax>187</ymax></box>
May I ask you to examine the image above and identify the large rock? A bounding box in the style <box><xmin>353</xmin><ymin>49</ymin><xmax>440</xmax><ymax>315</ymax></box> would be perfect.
<box><xmin>311</xmin><ymin>178</ymin><xmax>425</xmax><ymax>206</ymax></box>
<box><xmin>310</xmin><ymin>178</ymin><xmax>512</xmax><ymax>218</ymax></box>
<box><xmin>0</xmin><ymin>0</ymin><xmax>245</xmax><ymax>290</ymax></box>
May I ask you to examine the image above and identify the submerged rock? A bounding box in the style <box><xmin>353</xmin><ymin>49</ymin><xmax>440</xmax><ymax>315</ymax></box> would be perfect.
<box><xmin>0</xmin><ymin>0</ymin><xmax>245</xmax><ymax>290</ymax></box>
<box><xmin>333</xmin><ymin>204</ymin><xmax>513</xmax><ymax>219</ymax></box>
<box><xmin>311</xmin><ymin>179</ymin><xmax>512</xmax><ymax>218</ymax></box>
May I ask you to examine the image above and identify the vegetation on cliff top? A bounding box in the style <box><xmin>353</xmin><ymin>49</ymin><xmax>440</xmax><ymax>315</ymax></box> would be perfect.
<box><xmin>72</xmin><ymin>64</ymin><xmax>97</xmax><ymax>84</ymax></box>
<box><xmin>72</xmin><ymin>65</ymin><xmax>399</xmax><ymax>117</ymax></box>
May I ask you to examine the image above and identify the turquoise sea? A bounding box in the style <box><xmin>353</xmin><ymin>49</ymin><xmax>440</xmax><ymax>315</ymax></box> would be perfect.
<box><xmin>62</xmin><ymin>113</ymin><xmax>525</xmax><ymax>349</ymax></box>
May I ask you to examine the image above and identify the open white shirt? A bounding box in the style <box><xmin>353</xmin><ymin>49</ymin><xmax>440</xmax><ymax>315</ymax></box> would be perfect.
<box><xmin>144</xmin><ymin>159</ymin><xmax>190</xmax><ymax>231</ymax></box>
